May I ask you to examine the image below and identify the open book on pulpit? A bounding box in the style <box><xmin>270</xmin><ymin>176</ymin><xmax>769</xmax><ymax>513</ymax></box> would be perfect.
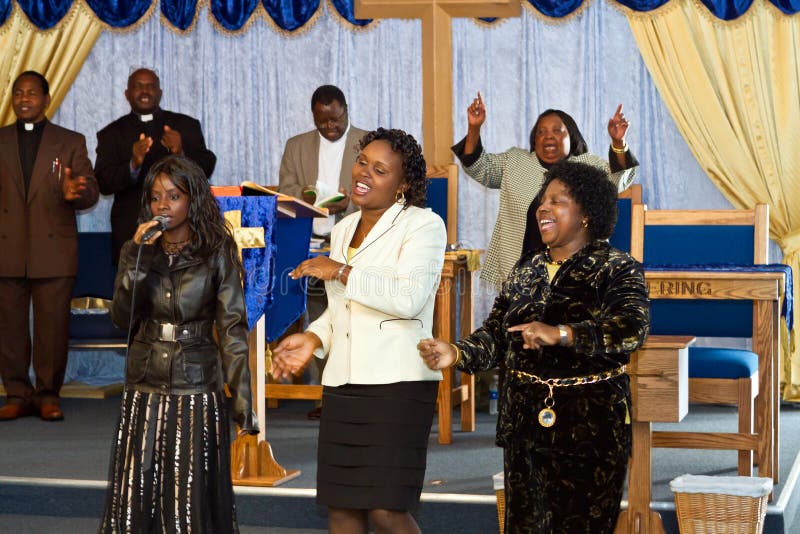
<box><xmin>301</xmin><ymin>186</ymin><xmax>346</xmax><ymax>208</ymax></box>
<box><xmin>211</xmin><ymin>182</ymin><xmax>329</xmax><ymax>219</ymax></box>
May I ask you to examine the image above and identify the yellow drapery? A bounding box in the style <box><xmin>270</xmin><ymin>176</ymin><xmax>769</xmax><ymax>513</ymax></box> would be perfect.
<box><xmin>0</xmin><ymin>3</ymin><xmax>103</xmax><ymax>126</ymax></box>
<box><xmin>624</xmin><ymin>0</ymin><xmax>800</xmax><ymax>401</ymax></box>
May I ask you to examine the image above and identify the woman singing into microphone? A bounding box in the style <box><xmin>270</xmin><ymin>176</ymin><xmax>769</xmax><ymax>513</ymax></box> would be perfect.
<box><xmin>99</xmin><ymin>156</ymin><xmax>257</xmax><ymax>533</ymax></box>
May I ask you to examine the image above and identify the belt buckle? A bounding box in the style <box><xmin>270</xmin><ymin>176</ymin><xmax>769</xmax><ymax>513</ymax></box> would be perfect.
<box><xmin>159</xmin><ymin>322</ymin><xmax>177</xmax><ymax>342</ymax></box>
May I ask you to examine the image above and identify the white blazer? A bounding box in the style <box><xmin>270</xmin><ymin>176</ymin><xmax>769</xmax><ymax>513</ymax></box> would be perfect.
<box><xmin>307</xmin><ymin>202</ymin><xmax>446</xmax><ymax>387</ymax></box>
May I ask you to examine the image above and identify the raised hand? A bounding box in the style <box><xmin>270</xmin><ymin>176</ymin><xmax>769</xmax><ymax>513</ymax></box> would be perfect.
<box><xmin>607</xmin><ymin>104</ymin><xmax>630</xmax><ymax>146</ymax></box>
<box><xmin>131</xmin><ymin>133</ymin><xmax>153</xmax><ymax>168</ymax></box>
<box><xmin>132</xmin><ymin>218</ymin><xmax>164</xmax><ymax>245</ymax></box>
<box><xmin>467</xmin><ymin>91</ymin><xmax>486</xmax><ymax>129</ymax></box>
<box><xmin>417</xmin><ymin>338</ymin><xmax>457</xmax><ymax>370</ymax></box>
<box><xmin>161</xmin><ymin>125</ymin><xmax>183</xmax><ymax>155</ymax></box>
<box><xmin>61</xmin><ymin>167</ymin><xmax>89</xmax><ymax>202</ymax></box>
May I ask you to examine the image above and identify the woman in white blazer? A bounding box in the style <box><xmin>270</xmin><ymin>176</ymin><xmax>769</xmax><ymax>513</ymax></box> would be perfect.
<box><xmin>272</xmin><ymin>128</ymin><xmax>447</xmax><ymax>534</ymax></box>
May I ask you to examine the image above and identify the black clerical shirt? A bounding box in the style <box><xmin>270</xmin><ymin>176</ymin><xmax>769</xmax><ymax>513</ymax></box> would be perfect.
<box><xmin>17</xmin><ymin>119</ymin><xmax>47</xmax><ymax>193</ymax></box>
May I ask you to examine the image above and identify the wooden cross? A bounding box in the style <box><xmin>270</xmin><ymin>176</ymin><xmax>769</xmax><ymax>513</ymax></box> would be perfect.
<box><xmin>355</xmin><ymin>0</ymin><xmax>521</xmax><ymax>165</ymax></box>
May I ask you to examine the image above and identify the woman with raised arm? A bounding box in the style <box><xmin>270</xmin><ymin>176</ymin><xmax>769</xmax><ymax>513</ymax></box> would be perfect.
<box><xmin>452</xmin><ymin>92</ymin><xmax>639</xmax><ymax>287</ymax></box>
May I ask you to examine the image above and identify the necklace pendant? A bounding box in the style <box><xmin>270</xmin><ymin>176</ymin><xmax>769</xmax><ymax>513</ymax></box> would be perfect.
<box><xmin>538</xmin><ymin>407</ymin><xmax>556</xmax><ymax>428</ymax></box>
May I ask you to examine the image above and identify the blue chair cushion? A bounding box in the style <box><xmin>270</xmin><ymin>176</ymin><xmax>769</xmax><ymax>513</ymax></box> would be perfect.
<box><xmin>689</xmin><ymin>347</ymin><xmax>758</xmax><ymax>379</ymax></box>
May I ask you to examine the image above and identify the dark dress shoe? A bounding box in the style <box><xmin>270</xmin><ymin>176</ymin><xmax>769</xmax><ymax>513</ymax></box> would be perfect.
<box><xmin>307</xmin><ymin>406</ymin><xmax>322</xmax><ymax>420</ymax></box>
<box><xmin>39</xmin><ymin>403</ymin><xmax>64</xmax><ymax>421</ymax></box>
<box><xmin>0</xmin><ymin>402</ymin><xmax>34</xmax><ymax>421</ymax></box>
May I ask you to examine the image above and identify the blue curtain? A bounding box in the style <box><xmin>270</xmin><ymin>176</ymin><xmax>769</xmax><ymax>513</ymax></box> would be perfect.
<box><xmin>161</xmin><ymin>0</ymin><xmax>198</xmax><ymax>31</ymax></box>
<box><xmin>209</xmin><ymin>0</ymin><xmax>258</xmax><ymax>31</ymax></box>
<box><xmin>3</xmin><ymin>1</ymin><xmax>798</xmax><ymax>31</ymax></box>
<box><xmin>328</xmin><ymin>0</ymin><xmax>370</xmax><ymax>27</ymax></box>
<box><xmin>263</xmin><ymin>0</ymin><xmax>320</xmax><ymax>32</ymax></box>
<box><xmin>15</xmin><ymin>0</ymin><xmax>74</xmax><ymax>29</ymax></box>
<box><xmin>84</xmin><ymin>0</ymin><xmax>152</xmax><ymax>27</ymax></box>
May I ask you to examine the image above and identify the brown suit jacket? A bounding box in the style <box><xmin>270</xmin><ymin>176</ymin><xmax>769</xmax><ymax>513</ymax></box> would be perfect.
<box><xmin>0</xmin><ymin>121</ymin><xmax>98</xmax><ymax>278</ymax></box>
<box><xmin>278</xmin><ymin>125</ymin><xmax>368</xmax><ymax>216</ymax></box>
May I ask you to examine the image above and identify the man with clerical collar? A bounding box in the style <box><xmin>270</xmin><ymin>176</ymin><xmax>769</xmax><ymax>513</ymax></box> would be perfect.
<box><xmin>0</xmin><ymin>70</ymin><xmax>99</xmax><ymax>421</ymax></box>
<box><xmin>95</xmin><ymin>67</ymin><xmax>217</xmax><ymax>263</ymax></box>
<box><xmin>278</xmin><ymin>85</ymin><xmax>368</xmax><ymax>419</ymax></box>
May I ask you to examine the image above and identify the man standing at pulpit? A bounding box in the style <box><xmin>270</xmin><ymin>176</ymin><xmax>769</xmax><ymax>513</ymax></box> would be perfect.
<box><xmin>0</xmin><ymin>71</ymin><xmax>99</xmax><ymax>421</ymax></box>
<box><xmin>95</xmin><ymin>68</ymin><xmax>217</xmax><ymax>264</ymax></box>
<box><xmin>278</xmin><ymin>85</ymin><xmax>367</xmax><ymax>419</ymax></box>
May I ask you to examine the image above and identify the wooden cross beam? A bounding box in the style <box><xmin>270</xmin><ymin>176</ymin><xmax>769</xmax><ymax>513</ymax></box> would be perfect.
<box><xmin>355</xmin><ymin>0</ymin><xmax>521</xmax><ymax>165</ymax></box>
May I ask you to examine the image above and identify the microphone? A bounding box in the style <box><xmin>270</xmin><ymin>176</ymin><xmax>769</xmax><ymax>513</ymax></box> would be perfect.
<box><xmin>141</xmin><ymin>215</ymin><xmax>168</xmax><ymax>242</ymax></box>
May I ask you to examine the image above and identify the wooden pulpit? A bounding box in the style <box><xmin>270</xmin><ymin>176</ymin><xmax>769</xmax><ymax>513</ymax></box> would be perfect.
<box><xmin>227</xmin><ymin>195</ymin><xmax>325</xmax><ymax>487</ymax></box>
<box><xmin>616</xmin><ymin>335</ymin><xmax>693</xmax><ymax>534</ymax></box>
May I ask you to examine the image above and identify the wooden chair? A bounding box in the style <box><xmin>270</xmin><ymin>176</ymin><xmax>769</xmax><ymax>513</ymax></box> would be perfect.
<box><xmin>426</xmin><ymin>163</ymin><xmax>477</xmax><ymax>443</ymax></box>
<box><xmin>630</xmin><ymin>203</ymin><xmax>769</xmax><ymax>476</ymax></box>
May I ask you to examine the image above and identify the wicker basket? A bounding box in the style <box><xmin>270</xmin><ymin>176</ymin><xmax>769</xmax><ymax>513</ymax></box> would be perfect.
<box><xmin>493</xmin><ymin>472</ymin><xmax>505</xmax><ymax>533</ymax></box>
<box><xmin>670</xmin><ymin>475</ymin><xmax>772</xmax><ymax>534</ymax></box>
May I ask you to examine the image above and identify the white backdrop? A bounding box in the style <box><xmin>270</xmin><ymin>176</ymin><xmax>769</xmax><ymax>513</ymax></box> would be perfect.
<box><xmin>52</xmin><ymin>2</ymin><xmax>735</xmax><ymax>380</ymax></box>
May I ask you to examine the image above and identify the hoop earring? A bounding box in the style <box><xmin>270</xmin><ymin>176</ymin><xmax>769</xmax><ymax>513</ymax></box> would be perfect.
<box><xmin>582</xmin><ymin>219</ymin><xmax>589</xmax><ymax>228</ymax></box>
<box><xmin>396</xmin><ymin>190</ymin><xmax>407</xmax><ymax>204</ymax></box>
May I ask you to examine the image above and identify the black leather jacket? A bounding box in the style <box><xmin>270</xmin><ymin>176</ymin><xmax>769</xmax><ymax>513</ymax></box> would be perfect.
<box><xmin>112</xmin><ymin>240</ymin><xmax>257</xmax><ymax>433</ymax></box>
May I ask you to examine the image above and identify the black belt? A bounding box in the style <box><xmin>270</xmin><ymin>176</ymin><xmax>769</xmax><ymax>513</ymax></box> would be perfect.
<box><xmin>141</xmin><ymin>319</ymin><xmax>213</xmax><ymax>342</ymax></box>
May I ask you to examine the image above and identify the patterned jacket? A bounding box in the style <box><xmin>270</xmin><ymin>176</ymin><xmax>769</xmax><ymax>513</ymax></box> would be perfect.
<box><xmin>452</xmin><ymin>137</ymin><xmax>637</xmax><ymax>288</ymax></box>
<box><xmin>455</xmin><ymin>240</ymin><xmax>649</xmax><ymax>448</ymax></box>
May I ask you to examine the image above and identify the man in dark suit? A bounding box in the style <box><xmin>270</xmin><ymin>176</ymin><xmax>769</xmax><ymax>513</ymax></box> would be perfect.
<box><xmin>0</xmin><ymin>71</ymin><xmax>99</xmax><ymax>421</ymax></box>
<box><xmin>278</xmin><ymin>85</ymin><xmax>368</xmax><ymax>419</ymax></box>
<box><xmin>95</xmin><ymin>68</ymin><xmax>216</xmax><ymax>263</ymax></box>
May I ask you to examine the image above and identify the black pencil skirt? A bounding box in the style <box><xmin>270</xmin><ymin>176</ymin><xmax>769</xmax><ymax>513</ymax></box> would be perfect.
<box><xmin>316</xmin><ymin>381</ymin><xmax>439</xmax><ymax>511</ymax></box>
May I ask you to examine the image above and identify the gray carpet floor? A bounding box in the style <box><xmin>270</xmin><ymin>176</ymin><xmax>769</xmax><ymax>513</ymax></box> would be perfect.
<box><xmin>0</xmin><ymin>396</ymin><xmax>798</xmax><ymax>532</ymax></box>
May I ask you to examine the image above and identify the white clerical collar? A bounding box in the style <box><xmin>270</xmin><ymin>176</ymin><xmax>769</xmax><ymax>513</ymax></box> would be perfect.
<box><xmin>138</xmin><ymin>113</ymin><xmax>154</xmax><ymax>123</ymax></box>
<box><xmin>24</xmin><ymin>122</ymin><xmax>34</xmax><ymax>131</ymax></box>
<box><xmin>318</xmin><ymin>123</ymin><xmax>350</xmax><ymax>146</ymax></box>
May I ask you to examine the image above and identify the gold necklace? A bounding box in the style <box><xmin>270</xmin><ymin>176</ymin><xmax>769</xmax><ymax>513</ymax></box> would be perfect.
<box><xmin>544</xmin><ymin>248</ymin><xmax>565</xmax><ymax>265</ymax></box>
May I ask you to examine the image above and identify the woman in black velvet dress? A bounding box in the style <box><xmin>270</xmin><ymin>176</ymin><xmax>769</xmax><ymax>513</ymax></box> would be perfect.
<box><xmin>419</xmin><ymin>160</ymin><xmax>650</xmax><ymax>533</ymax></box>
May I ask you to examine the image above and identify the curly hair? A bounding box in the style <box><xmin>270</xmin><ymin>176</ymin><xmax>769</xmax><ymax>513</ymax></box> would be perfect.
<box><xmin>529</xmin><ymin>109</ymin><xmax>588</xmax><ymax>157</ymax></box>
<box><xmin>357</xmin><ymin>128</ymin><xmax>428</xmax><ymax>208</ymax></box>
<box><xmin>139</xmin><ymin>156</ymin><xmax>243</xmax><ymax>277</ymax></box>
<box><xmin>540</xmin><ymin>161</ymin><xmax>618</xmax><ymax>240</ymax></box>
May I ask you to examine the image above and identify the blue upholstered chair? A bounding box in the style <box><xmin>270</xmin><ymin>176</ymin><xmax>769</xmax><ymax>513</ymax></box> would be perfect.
<box><xmin>630</xmin><ymin>203</ymin><xmax>769</xmax><ymax>476</ymax></box>
<box><xmin>69</xmin><ymin>232</ymin><xmax>127</xmax><ymax>349</ymax></box>
<box><xmin>426</xmin><ymin>163</ymin><xmax>458</xmax><ymax>245</ymax></box>
<box><xmin>609</xmin><ymin>184</ymin><xmax>642</xmax><ymax>254</ymax></box>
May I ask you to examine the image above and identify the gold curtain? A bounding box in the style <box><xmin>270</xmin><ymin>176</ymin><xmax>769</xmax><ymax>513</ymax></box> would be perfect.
<box><xmin>624</xmin><ymin>0</ymin><xmax>800</xmax><ymax>400</ymax></box>
<box><xmin>0</xmin><ymin>3</ymin><xmax>103</xmax><ymax>126</ymax></box>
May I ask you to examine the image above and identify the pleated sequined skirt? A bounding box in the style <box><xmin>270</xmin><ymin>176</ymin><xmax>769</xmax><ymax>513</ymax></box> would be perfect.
<box><xmin>316</xmin><ymin>381</ymin><xmax>438</xmax><ymax>511</ymax></box>
<box><xmin>99</xmin><ymin>388</ymin><xmax>239</xmax><ymax>534</ymax></box>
